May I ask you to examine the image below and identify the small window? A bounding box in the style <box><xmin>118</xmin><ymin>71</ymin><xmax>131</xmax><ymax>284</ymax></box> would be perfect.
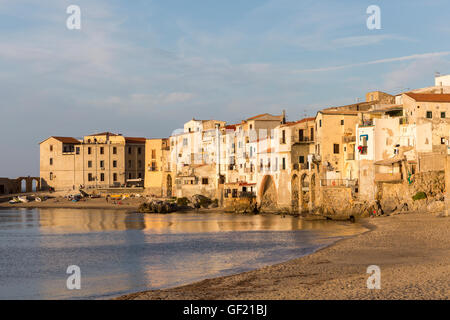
<box><xmin>113</xmin><ymin>146</ymin><xmax>117</xmax><ymax>154</ymax></box>
<box><xmin>138</xmin><ymin>147</ymin><xmax>142</xmax><ymax>155</ymax></box>
<box><xmin>152</xmin><ymin>149</ymin><xmax>156</xmax><ymax>159</ymax></box>
<box><xmin>282</xmin><ymin>158</ymin><xmax>286</xmax><ymax>170</ymax></box>
<box><xmin>319</xmin><ymin>120</ymin><xmax>322</xmax><ymax>127</ymax></box>
<box><xmin>340</xmin><ymin>120</ymin><xmax>344</xmax><ymax>125</ymax></box>
<box><xmin>113</xmin><ymin>160</ymin><xmax>117</xmax><ymax>168</ymax></box>
<box><xmin>138</xmin><ymin>173</ymin><xmax>142</xmax><ymax>179</ymax></box>
<box><xmin>100</xmin><ymin>147</ymin><xmax>104</xmax><ymax>155</ymax></box>
<box><xmin>441</xmin><ymin>112</ymin><xmax>446</xmax><ymax>118</ymax></box>
<box><xmin>426</xmin><ymin>111</ymin><xmax>432</xmax><ymax>119</ymax></box>
<box><xmin>113</xmin><ymin>173</ymin><xmax>117</xmax><ymax>182</ymax></box>
<box><xmin>100</xmin><ymin>173</ymin><xmax>105</xmax><ymax>182</ymax></box>
<box><xmin>49</xmin><ymin>172</ymin><xmax>53</xmax><ymax>180</ymax></box>
<box><xmin>202</xmin><ymin>178</ymin><xmax>209</xmax><ymax>185</ymax></box>
<box><xmin>299</xmin><ymin>156</ymin><xmax>305</xmax><ymax>163</ymax></box>
<box><xmin>88</xmin><ymin>173</ymin><xmax>93</xmax><ymax>182</ymax></box>
<box><xmin>138</xmin><ymin>160</ymin><xmax>142</xmax><ymax>168</ymax></box>
<box><xmin>88</xmin><ymin>147</ymin><xmax>92</xmax><ymax>155</ymax></box>
<box><xmin>128</xmin><ymin>173</ymin><xmax>132</xmax><ymax>179</ymax></box>
<box><xmin>49</xmin><ymin>158</ymin><xmax>53</xmax><ymax>165</ymax></box>
<box><xmin>128</xmin><ymin>160</ymin><xmax>132</xmax><ymax>168</ymax></box>
<box><xmin>128</xmin><ymin>147</ymin><xmax>132</xmax><ymax>154</ymax></box>
<box><xmin>76</xmin><ymin>147</ymin><xmax>80</xmax><ymax>155</ymax></box>
<box><xmin>88</xmin><ymin>161</ymin><xmax>92</xmax><ymax>168</ymax></box>
<box><xmin>441</xmin><ymin>137</ymin><xmax>446</xmax><ymax>145</ymax></box>
<box><xmin>333</xmin><ymin>144</ymin><xmax>340</xmax><ymax>154</ymax></box>
<box><xmin>49</xmin><ymin>145</ymin><xmax>53</xmax><ymax>152</ymax></box>
<box><xmin>100</xmin><ymin>160</ymin><xmax>104</xmax><ymax>168</ymax></box>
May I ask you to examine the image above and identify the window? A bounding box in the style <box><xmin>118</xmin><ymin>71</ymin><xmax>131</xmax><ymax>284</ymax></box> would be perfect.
<box><xmin>151</xmin><ymin>149</ymin><xmax>156</xmax><ymax>159</ymax></box>
<box><xmin>151</xmin><ymin>161</ymin><xmax>157</xmax><ymax>171</ymax></box>
<box><xmin>113</xmin><ymin>147</ymin><xmax>117</xmax><ymax>154</ymax></box>
<box><xmin>282</xmin><ymin>130</ymin><xmax>286</xmax><ymax>144</ymax></box>
<box><xmin>128</xmin><ymin>147</ymin><xmax>132</xmax><ymax>154</ymax></box>
<box><xmin>138</xmin><ymin>160</ymin><xmax>142</xmax><ymax>168</ymax></box>
<box><xmin>128</xmin><ymin>160</ymin><xmax>132</xmax><ymax>168</ymax></box>
<box><xmin>128</xmin><ymin>173</ymin><xmax>132</xmax><ymax>179</ymax></box>
<box><xmin>113</xmin><ymin>160</ymin><xmax>117</xmax><ymax>168</ymax></box>
<box><xmin>88</xmin><ymin>161</ymin><xmax>92</xmax><ymax>168</ymax></box>
<box><xmin>441</xmin><ymin>112</ymin><xmax>446</xmax><ymax>118</ymax></box>
<box><xmin>282</xmin><ymin>158</ymin><xmax>286</xmax><ymax>170</ymax></box>
<box><xmin>138</xmin><ymin>147</ymin><xmax>141</xmax><ymax>155</ymax></box>
<box><xmin>100</xmin><ymin>173</ymin><xmax>105</xmax><ymax>182</ymax></box>
<box><xmin>250</xmin><ymin>124</ymin><xmax>253</xmax><ymax>130</ymax></box>
<box><xmin>88</xmin><ymin>173</ymin><xmax>93</xmax><ymax>182</ymax></box>
<box><xmin>49</xmin><ymin>158</ymin><xmax>53</xmax><ymax>165</ymax></box>
<box><xmin>441</xmin><ymin>137</ymin><xmax>446</xmax><ymax>145</ymax></box>
<box><xmin>426</xmin><ymin>111</ymin><xmax>432</xmax><ymax>119</ymax></box>
<box><xmin>113</xmin><ymin>173</ymin><xmax>117</xmax><ymax>182</ymax></box>
<box><xmin>100</xmin><ymin>147</ymin><xmax>104</xmax><ymax>154</ymax></box>
<box><xmin>319</xmin><ymin>120</ymin><xmax>322</xmax><ymax>127</ymax></box>
<box><xmin>76</xmin><ymin>147</ymin><xmax>80</xmax><ymax>155</ymax></box>
<box><xmin>310</xmin><ymin>127</ymin><xmax>314</xmax><ymax>141</ymax></box>
<box><xmin>49</xmin><ymin>145</ymin><xmax>53</xmax><ymax>152</ymax></box>
<box><xmin>183</xmin><ymin>138</ymin><xmax>188</xmax><ymax>146</ymax></box>
<box><xmin>88</xmin><ymin>147</ymin><xmax>91</xmax><ymax>155</ymax></box>
<box><xmin>334</xmin><ymin>144</ymin><xmax>340</xmax><ymax>154</ymax></box>
<box><xmin>202</xmin><ymin>178</ymin><xmax>209</xmax><ymax>185</ymax></box>
<box><xmin>299</xmin><ymin>156</ymin><xmax>305</xmax><ymax>163</ymax></box>
<box><xmin>138</xmin><ymin>173</ymin><xmax>142</xmax><ymax>179</ymax></box>
<box><xmin>100</xmin><ymin>160</ymin><xmax>104</xmax><ymax>168</ymax></box>
<box><xmin>232</xmin><ymin>189</ymin><xmax>238</xmax><ymax>198</ymax></box>
<box><xmin>49</xmin><ymin>172</ymin><xmax>53</xmax><ymax>180</ymax></box>
<box><xmin>341</xmin><ymin>120</ymin><xmax>344</xmax><ymax>125</ymax></box>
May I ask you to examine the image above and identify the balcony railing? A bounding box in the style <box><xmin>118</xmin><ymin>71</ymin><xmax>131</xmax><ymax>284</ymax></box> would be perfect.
<box><xmin>292</xmin><ymin>163</ymin><xmax>309</xmax><ymax>170</ymax></box>
<box><xmin>292</xmin><ymin>136</ymin><xmax>314</xmax><ymax>144</ymax></box>
<box><xmin>342</xmin><ymin>136</ymin><xmax>356</xmax><ymax>143</ymax></box>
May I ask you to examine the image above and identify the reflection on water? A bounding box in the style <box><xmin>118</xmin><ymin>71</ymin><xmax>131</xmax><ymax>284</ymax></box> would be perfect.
<box><xmin>0</xmin><ymin>208</ymin><xmax>366</xmax><ymax>300</ymax></box>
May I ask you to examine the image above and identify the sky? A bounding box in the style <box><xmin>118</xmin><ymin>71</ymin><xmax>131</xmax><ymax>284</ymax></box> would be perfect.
<box><xmin>1</xmin><ymin>0</ymin><xmax>450</xmax><ymax>177</ymax></box>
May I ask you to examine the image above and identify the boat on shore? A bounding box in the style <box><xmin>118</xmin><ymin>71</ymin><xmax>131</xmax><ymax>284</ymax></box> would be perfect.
<box><xmin>9</xmin><ymin>197</ymin><xmax>20</xmax><ymax>204</ymax></box>
<box><xmin>17</xmin><ymin>196</ymin><xmax>29</xmax><ymax>203</ymax></box>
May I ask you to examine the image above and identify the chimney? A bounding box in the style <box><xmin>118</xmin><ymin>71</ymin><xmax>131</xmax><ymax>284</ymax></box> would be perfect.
<box><xmin>282</xmin><ymin>110</ymin><xmax>286</xmax><ymax>124</ymax></box>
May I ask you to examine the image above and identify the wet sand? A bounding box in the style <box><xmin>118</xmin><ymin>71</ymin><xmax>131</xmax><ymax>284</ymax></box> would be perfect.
<box><xmin>118</xmin><ymin>212</ymin><xmax>450</xmax><ymax>300</ymax></box>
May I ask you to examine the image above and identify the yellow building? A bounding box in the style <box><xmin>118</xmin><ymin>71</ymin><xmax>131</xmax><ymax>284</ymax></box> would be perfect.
<box><xmin>39</xmin><ymin>132</ymin><xmax>145</xmax><ymax>191</ymax></box>
<box><xmin>144</xmin><ymin>138</ymin><xmax>172</xmax><ymax>197</ymax></box>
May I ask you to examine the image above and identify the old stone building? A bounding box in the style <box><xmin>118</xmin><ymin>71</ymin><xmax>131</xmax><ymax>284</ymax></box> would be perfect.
<box><xmin>144</xmin><ymin>138</ymin><xmax>172</xmax><ymax>197</ymax></box>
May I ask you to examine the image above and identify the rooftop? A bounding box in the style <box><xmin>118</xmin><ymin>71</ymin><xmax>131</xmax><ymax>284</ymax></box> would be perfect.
<box><xmin>404</xmin><ymin>92</ymin><xmax>450</xmax><ymax>103</ymax></box>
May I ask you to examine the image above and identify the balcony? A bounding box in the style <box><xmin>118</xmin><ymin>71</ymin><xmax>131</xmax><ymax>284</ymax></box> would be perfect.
<box><xmin>358</xmin><ymin>146</ymin><xmax>368</xmax><ymax>155</ymax></box>
<box><xmin>148</xmin><ymin>166</ymin><xmax>158</xmax><ymax>172</ymax></box>
<box><xmin>292</xmin><ymin>136</ymin><xmax>314</xmax><ymax>144</ymax></box>
<box><xmin>342</xmin><ymin>136</ymin><xmax>356</xmax><ymax>143</ymax></box>
<box><xmin>374</xmin><ymin>173</ymin><xmax>402</xmax><ymax>182</ymax></box>
<box><xmin>360</xmin><ymin>119</ymin><xmax>374</xmax><ymax>127</ymax></box>
<box><xmin>292</xmin><ymin>163</ymin><xmax>309</xmax><ymax>170</ymax></box>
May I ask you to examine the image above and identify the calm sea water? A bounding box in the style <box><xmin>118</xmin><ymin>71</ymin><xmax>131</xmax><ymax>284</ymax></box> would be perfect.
<box><xmin>0</xmin><ymin>208</ymin><xmax>366</xmax><ymax>300</ymax></box>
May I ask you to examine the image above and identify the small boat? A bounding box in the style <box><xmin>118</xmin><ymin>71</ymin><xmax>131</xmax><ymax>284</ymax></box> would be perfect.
<box><xmin>35</xmin><ymin>197</ymin><xmax>42</xmax><ymax>202</ymax></box>
<box><xmin>9</xmin><ymin>197</ymin><xmax>20</xmax><ymax>204</ymax></box>
<box><xmin>17</xmin><ymin>196</ymin><xmax>29</xmax><ymax>203</ymax></box>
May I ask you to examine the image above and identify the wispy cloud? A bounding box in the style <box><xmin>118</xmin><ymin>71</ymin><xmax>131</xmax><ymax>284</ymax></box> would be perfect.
<box><xmin>293</xmin><ymin>52</ymin><xmax>450</xmax><ymax>73</ymax></box>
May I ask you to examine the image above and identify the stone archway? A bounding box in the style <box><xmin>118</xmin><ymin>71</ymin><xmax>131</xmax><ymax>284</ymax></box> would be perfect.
<box><xmin>16</xmin><ymin>177</ymin><xmax>40</xmax><ymax>193</ymax></box>
<box><xmin>166</xmin><ymin>174</ymin><xmax>173</xmax><ymax>197</ymax></box>
<box><xmin>259</xmin><ymin>175</ymin><xmax>277</xmax><ymax>210</ymax></box>
<box><xmin>291</xmin><ymin>174</ymin><xmax>299</xmax><ymax>212</ymax></box>
<box><xmin>300</xmin><ymin>173</ymin><xmax>310</xmax><ymax>211</ymax></box>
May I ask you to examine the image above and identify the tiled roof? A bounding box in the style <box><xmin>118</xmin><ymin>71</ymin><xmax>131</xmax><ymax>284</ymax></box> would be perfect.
<box><xmin>40</xmin><ymin>136</ymin><xmax>81</xmax><ymax>144</ymax></box>
<box><xmin>281</xmin><ymin>117</ymin><xmax>315</xmax><ymax>127</ymax></box>
<box><xmin>125</xmin><ymin>137</ymin><xmax>146</xmax><ymax>144</ymax></box>
<box><xmin>404</xmin><ymin>92</ymin><xmax>450</xmax><ymax>102</ymax></box>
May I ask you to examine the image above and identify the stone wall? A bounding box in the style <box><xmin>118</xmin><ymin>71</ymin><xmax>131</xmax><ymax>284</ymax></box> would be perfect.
<box><xmin>319</xmin><ymin>187</ymin><xmax>354</xmax><ymax>217</ymax></box>
<box><xmin>446</xmin><ymin>156</ymin><xmax>450</xmax><ymax>216</ymax></box>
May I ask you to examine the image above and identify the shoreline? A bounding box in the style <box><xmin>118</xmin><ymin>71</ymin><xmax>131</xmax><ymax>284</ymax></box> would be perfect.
<box><xmin>117</xmin><ymin>211</ymin><xmax>449</xmax><ymax>300</ymax></box>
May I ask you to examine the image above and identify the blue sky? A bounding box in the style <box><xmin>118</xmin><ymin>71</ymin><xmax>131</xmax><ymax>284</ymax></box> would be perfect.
<box><xmin>1</xmin><ymin>0</ymin><xmax>450</xmax><ymax>177</ymax></box>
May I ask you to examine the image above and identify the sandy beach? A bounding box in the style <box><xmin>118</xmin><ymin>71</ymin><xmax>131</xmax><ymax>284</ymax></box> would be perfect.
<box><xmin>118</xmin><ymin>211</ymin><xmax>450</xmax><ymax>300</ymax></box>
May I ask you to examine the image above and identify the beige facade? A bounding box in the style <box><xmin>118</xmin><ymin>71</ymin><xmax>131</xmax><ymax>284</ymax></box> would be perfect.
<box><xmin>144</xmin><ymin>138</ymin><xmax>172</xmax><ymax>197</ymax></box>
<box><xmin>40</xmin><ymin>133</ymin><xmax>145</xmax><ymax>191</ymax></box>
